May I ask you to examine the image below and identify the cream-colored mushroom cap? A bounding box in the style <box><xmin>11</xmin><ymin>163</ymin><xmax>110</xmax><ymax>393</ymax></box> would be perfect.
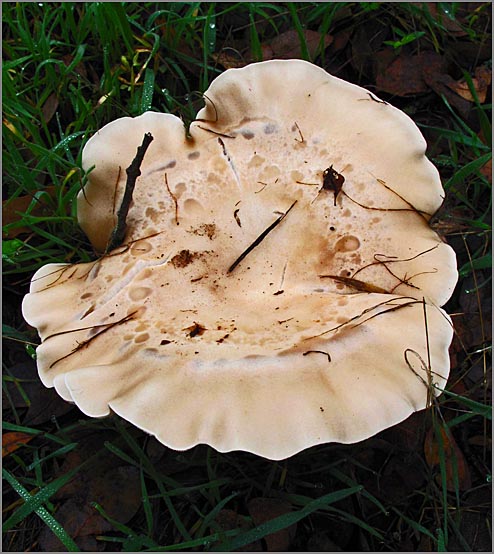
<box><xmin>22</xmin><ymin>60</ymin><xmax>457</xmax><ymax>460</ymax></box>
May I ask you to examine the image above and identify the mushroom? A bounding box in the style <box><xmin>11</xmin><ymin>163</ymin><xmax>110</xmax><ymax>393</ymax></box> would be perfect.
<box><xmin>22</xmin><ymin>60</ymin><xmax>457</xmax><ymax>460</ymax></box>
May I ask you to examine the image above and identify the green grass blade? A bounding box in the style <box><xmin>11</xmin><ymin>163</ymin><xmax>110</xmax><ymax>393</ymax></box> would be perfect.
<box><xmin>140</xmin><ymin>467</ymin><xmax>154</xmax><ymax>536</ymax></box>
<box><xmin>140</xmin><ymin>68</ymin><xmax>156</xmax><ymax>113</ymax></box>
<box><xmin>148</xmin><ymin>529</ymin><xmax>239</xmax><ymax>552</ymax></box>
<box><xmin>287</xmin><ymin>3</ymin><xmax>310</xmax><ymax>59</ymax></box>
<box><xmin>444</xmin><ymin>152</ymin><xmax>492</xmax><ymax>189</ymax></box>
<box><xmin>248</xmin><ymin>8</ymin><xmax>263</xmax><ymax>61</ymax></box>
<box><xmin>216</xmin><ymin>486</ymin><xmax>363</xmax><ymax>551</ymax></box>
<box><xmin>2</xmin><ymin>422</ymin><xmax>69</xmax><ymax>445</ymax></box>
<box><xmin>3</xmin><ymin>465</ymin><xmax>82</xmax><ymax>531</ymax></box>
<box><xmin>2</xmin><ymin>469</ymin><xmax>80</xmax><ymax>551</ymax></box>
<box><xmin>110</xmin><ymin>422</ymin><xmax>192</xmax><ymax>540</ymax></box>
<box><xmin>392</xmin><ymin>507</ymin><xmax>437</xmax><ymax>541</ymax></box>
<box><xmin>440</xmin><ymin>390</ymin><xmax>492</xmax><ymax>419</ymax></box>
<box><xmin>329</xmin><ymin>466</ymin><xmax>388</xmax><ymax>514</ymax></box>
<box><xmin>92</xmin><ymin>501</ymin><xmax>159</xmax><ymax>550</ymax></box>
<box><xmin>459</xmin><ymin>253</ymin><xmax>492</xmax><ymax>277</ymax></box>
<box><xmin>26</xmin><ymin>443</ymin><xmax>79</xmax><ymax>471</ymax></box>
<box><xmin>197</xmin><ymin>492</ymin><xmax>238</xmax><ymax>537</ymax></box>
<box><xmin>437</xmin><ymin>526</ymin><xmax>447</xmax><ymax>551</ymax></box>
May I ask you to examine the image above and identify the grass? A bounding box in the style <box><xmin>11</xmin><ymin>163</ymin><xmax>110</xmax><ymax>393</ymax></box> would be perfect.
<box><xmin>2</xmin><ymin>2</ymin><xmax>492</xmax><ymax>552</ymax></box>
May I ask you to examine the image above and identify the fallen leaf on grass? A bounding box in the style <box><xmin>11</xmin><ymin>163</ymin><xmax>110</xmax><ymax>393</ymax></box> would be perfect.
<box><xmin>362</xmin><ymin>452</ymin><xmax>425</xmax><ymax>504</ymax></box>
<box><xmin>423</xmin><ymin>72</ymin><xmax>472</xmax><ymax>119</ymax></box>
<box><xmin>331</xmin><ymin>28</ymin><xmax>352</xmax><ymax>52</ymax></box>
<box><xmin>425</xmin><ymin>3</ymin><xmax>470</xmax><ymax>37</ymax></box>
<box><xmin>2</xmin><ymin>432</ymin><xmax>34</xmax><ymax>457</ymax></box>
<box><xmin>479</xmin><ymin>156</ymin><xmax>492</xmax><ymax>184</ymax></box>
<box><xmin>424</xmin><ymin>424</ymin><xmax>472</xmax><ymax>491</ymax></box>
<box><xmin>38</xmin><ymin>466</ymin><xmax>141</xmax><ymax>551</ymax></box>
<box><xmin>212</xmin><ymin>49</ymin><xmax>247</xmax><ymax>69</ymax></box>
<box><xmin>247</xmin><ymin>497</ymin><xmax>297</xmax><ymax>551</ymax></box>
<box><xmin>261</xmin><ymin>29</ymin><xmax>333</xmax><ymax>61</ymax></box>
<box><xmin>375</xmin><ymin>48</ymin><xmax>485</xmax><ymax>118</ymax></box>
<box><xmin>445</xmin><ymin>65</ymin><xmax>492</xmax><ymax>103</ymax></box>
<box><xmin>351</xmin><ymin>22</ymin><xmax>388</xmax><ymax>78</ymax></box>
<box><xmin>375</xmin><ymin>50</ymin><xmax>447</xmax><ymax>96</ymax></box>
<box><xmin>2</xmin><ymin>186</ymin><xmax>58</xmax><ymax>238</ymax></box>
<box><xmin>41</xmin><ymin>93</ymin><xmax>59</xmax><ymax>125</ymax></box>
<box><xmin>62</xmin><ymin>54</ymin><xmax>88</xmax><ymax>79</ymax></box>
<box><xmin>468</xmin><ymin>435</ymin><xmax>492</xmax><ymax>448</ymax></box>
<box><xmin>214</xmin><ymin>509</ymin><xmax>262</xmax><ymax>551</ymax></box>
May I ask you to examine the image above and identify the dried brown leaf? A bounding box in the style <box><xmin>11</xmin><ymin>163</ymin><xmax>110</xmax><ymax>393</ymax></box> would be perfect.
<box><xmin>445</xmin><ymin>65</ymin><xmax>492</xmax><ymax>103</ymax></box>
<box><xmin>62</xmin><ymin>54</ymin><xmax>88</xmax><ymax>79</ymax></box>
<box><xmin>212</xmin><ymin>49</ymin><xmax>247</xmax><ymax>69</ymax></box>
<box><xmin>41</xmin><ymin>93</ymin><xmax>59</xmax><ymax>124</ymax></box>
<box><xmin>247</xmin><ymin>497</ymin><xmax>296</xmax><ymax>551</ymax></box>
<box><xmin>424</xmin><ymin>425</ymin><xmax>472</xmax><ymax>491</ymax></box>
<box><xmin>38</xmin><ymin>466</ymin><xmax>141</xmax><ymax>551</ymax></box>
<box><xmin>425</xmin><ymin>3</ymin><xmax>470</xmax><ymax>37</ymax></box>
<box><xmin>423</xmin><ymin>72</ymin><xmax>472</xmax><ymax>119</ymax></box>
<box><xmin>3</xmin><ymin>186</ymin><xmax>58</xmax><ymax>238</ymax></box>
<box><xmin>261</xmin><ymin>29</ymin><xmax>332</xmax><ymax>61</ymax></box>
<box><xmin>375</xmin><ymin>50</ymin><xmax>446</xmax><ymax>96</ymax></box>
<box><xmin>214</xmin><ymin>509</ymin><xmax>262</xmax><ymax>551</ymax></box>
<box><xmin>2</xmin><ymin>432</ymin><xmax>34</xmax><ymax>457</ymax></box>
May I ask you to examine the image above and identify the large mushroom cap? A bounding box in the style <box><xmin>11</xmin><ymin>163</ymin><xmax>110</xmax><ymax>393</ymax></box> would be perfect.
<box><xmin>22</xmin><ymin>60</ymin><xmax>457</xmax><ymax>460</ymax></box>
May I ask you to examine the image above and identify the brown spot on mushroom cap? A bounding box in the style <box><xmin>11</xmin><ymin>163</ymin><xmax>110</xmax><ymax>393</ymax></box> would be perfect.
<box><xmin>171</xmin><ymin>249</ymin><xmax>197</xmax><ymax>268</ymax></box>
<box><xmin>23</xmin><ymin>60</ymin><xmax>457</xmax><ymax>460</ymax></box>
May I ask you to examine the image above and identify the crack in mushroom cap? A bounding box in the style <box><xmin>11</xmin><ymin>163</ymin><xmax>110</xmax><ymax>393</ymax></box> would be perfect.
<box><xmin>22</xmin><ymin>60</ymin><xmax>457</xmax><ymax>460</ymax></box>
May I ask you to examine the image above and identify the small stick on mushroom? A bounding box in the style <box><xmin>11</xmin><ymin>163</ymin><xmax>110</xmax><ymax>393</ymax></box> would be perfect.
<box><xmin>319</xmin><ymin>274</ymin><xmax>389</xmax><ymax>294</ymax></box>
<box><xmin>195</xmin><ymin>125</ymin><xmax>235</xmax><ymax>139</ymax></box>
<box><xmin>233</xmin><ymin>208</ymin><xmax>242</xmax><ymax>227</ymax></box>
<box><xmin>351</xmin><ymin>245</ymin><xmax>440</xmax><ymax>280</ymax></box>
<box><xmin>359</xmin><ymin>92</ymin><xmax>389</xmax><ymax>105</ymax></box>
<box><xmin>341</xmin><ymin>175</ymin><xmax>431</xmax><ymax>220</ymax></box>
<box><xmin>48</xmin><ymin>310</ymin><xmax>139</xmax><ymax>368</ymax></box>
<box><xmin>305</xmin><ymin>296</ymin><xmax>420</xmax><ymax>340</ymax></box>
<box><xmin>293</xmin><ymin>121</ymin><xmax>304</xmax><ymax>143</ymax></box>
<box><xmin>105</xmin><ymin>132</ymin><xmax>154</xmax><ymax>253</ymax></box>
<box><xmin>164</xmin><ymin>173</ymin><xmax>180</xmax><ymax>226</ymax></box>
<box><xmin>227</xmin><ymin>200</ymin><xmax>297</xmax><ymax>273</ymax></box>
<box><xmin>111</xmin><ymin>166</ymin><xmax>122</xmax><ymax>216</ymax></box>
<box><xmin>303</xmin><ymin>350</ymin><xmax>331</xmax><ymax>363</ymax></box>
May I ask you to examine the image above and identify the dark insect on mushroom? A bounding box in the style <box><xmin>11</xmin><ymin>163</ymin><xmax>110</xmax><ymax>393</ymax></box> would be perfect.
<box><xmin>322</xmin><ymin>165</ymin><xmax>345</xmax><ymax>206</ymax></box>
<box><xmin>185</xmin><ymin>322</ymin><xmax>207</xmax><ymax>338</ymax></box>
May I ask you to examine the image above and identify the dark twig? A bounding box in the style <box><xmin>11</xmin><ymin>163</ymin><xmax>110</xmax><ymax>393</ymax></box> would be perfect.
<box><xmin>105</xmin><ymin>133</ymin><xmax>154</xmax><ymax>253</ymax></box>
<box><xmin>165</xmin><ymin>173</ymin><xmax>179</xmax><ymax>225</ymax></box>
<box><xmin>351</xmin><ymin>245</ymin><xmax>439</xmax><ymax>281</ymax></box>
<box><xmin>319</xmin><ymin>274</ymin><xmax>390</xmax><ymax>294</ymax></box>
<box><xmin>196</xmin><ymin>125</ymin><xmax>235</xmax><ymax>138</ymax></box>
<box><xmin>228</xmin><ymin>200</ymin><xmax>297</xmax><ymax>273</ymax></box>
<box><xmin>304</xmin><ymin>296</ymin><xmax>419</xmax><ymax>341</ymax></box>
<box><xmin>303</xmin><ymin>350</ymin><xmax>331</xmax><ymax>363</ymax></box>
<box><xmin>48</xmin><ymin>311</ymin><xmax>138</xmax><ymax>368</ymax></box>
